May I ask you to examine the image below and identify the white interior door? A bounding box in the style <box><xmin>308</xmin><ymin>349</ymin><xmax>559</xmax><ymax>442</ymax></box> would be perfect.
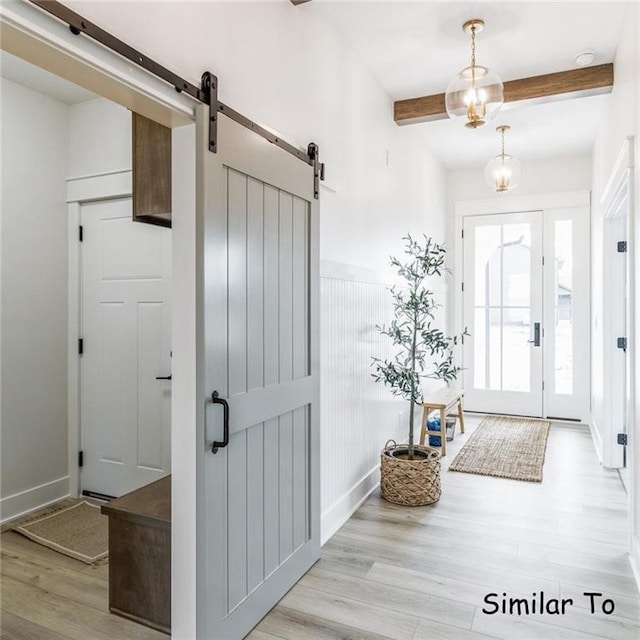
<box><xmin>196</xmin><ymin>107</ymin><xmax>320</xmax><ymax>639</ymax></box>
<box><xmin>463</xmin><ymin>211</ymin><xmax>544</xmax><ymax>416</ymax></box>
<box><xmin>80</xmin><ymin>198</ymin><xmax>172</xmax><ymax>497</ymax></box>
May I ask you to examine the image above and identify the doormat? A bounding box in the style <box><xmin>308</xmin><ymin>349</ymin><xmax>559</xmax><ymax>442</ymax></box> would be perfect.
<box><xmin>448</xmin><ymin>415</ymin><xmax>551</xmax><ymax>482</ymax></box>
<box><xmin>12</xmin><ymin>500</ymin><xmax>108</xmax><ymax>564</ymax></box>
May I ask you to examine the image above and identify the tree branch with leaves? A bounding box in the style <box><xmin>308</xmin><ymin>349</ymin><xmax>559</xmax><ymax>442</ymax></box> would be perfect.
<box><xmin>372</xmin><ymin>234</ymin><xmax>468</xmax><ymax>459</ymax></box>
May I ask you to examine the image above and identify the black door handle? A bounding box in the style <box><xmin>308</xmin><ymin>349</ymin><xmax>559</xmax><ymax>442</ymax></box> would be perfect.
<box><xmin>155</xmin><ymin>375</ymin><xmax>172</xmax><ymax>380</ymax></box>
<box><xmin>527</xmin><ymin>322</ymin><xmax>541</xmax><ymax>347</ymax></box>
<box><xmin>211</xmin><ymin>390</ymin><xmax>229</xmax><ymax>454</ymax></box>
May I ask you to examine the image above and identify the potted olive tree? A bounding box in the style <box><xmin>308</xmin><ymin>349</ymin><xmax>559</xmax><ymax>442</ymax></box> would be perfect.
<box><xmin>372</xmin><ymin>234</ymin><xmax>465</xmax><ymax>506</ymax></box>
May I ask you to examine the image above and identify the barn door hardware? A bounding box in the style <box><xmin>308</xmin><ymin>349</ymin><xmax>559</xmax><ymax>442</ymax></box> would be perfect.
<box><xmin>30</xmin><ymin>1</ymin><xmax>324</xmax><ymax>198</ymax></box>
<box><xmin>30</xmin><ymin>0</ymin><xmax>207</xmax><ymax>102</ymax></box>
<box><xmin>308</xmin><ymin>143</ymin><xmax>325</xmax><ymax>199</ymax></box>
<box><xmin>200</xmin><ymin>74</ymin><xmax>324</xmax><ymax>198</ymax></box>
<box><xmin>201</xmin><ymin>72</ymin><xmax>219</xmax><ymax>154</ymax></box>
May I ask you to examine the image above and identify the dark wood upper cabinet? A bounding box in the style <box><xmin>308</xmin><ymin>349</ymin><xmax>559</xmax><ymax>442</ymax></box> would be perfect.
<box><xmin>132</xmin><ymin>112</ymin><xmax>172</xmax><ymax>228</ymax></box>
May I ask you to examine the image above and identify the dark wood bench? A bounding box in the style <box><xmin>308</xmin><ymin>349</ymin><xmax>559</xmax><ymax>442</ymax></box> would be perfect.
<box><xmin>101</xmin><ymin>475</ymin><xmax>171</xmax><ymax>634</ymax></box>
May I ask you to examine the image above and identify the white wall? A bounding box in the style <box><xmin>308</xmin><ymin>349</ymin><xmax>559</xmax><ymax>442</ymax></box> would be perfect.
<box><xmin>0</xmin><ymin>83</ymin><xmax>131</xmax><ymax>522</ymax></box>
<box><xmin>448</xmin><ymin>154</ymin><xmax>593</xmax><ymax>204</ymax></box>
<box><xmin>591</xmin><ymin>1</ymin><xmax>640</xmax><ymax>585</ymax></box>
<box><xmin>591</xmin><ymin>7</ymin><xmax>638</xmax><ymax>445</ymax></box>
<box><xmin>68</xmin><ymin>98</ymin><xmax>131</xmax><ymax>177</ymax></box>
<box><xmin>0</xmin><ymin>78</ymin><xmax>70</xmax><ymax>520</ymax></box>
<box><xmin>446</xmin><ymin>154</ymin><xmax>592</xmax><ymax>252</ymax></box>
<box><xmin>58</xmin><ymin>2</ymin><xmax>448</xmax><ymax>636</ymax></box>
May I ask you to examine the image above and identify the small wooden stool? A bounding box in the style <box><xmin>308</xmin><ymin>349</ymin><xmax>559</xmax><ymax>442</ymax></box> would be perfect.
<box><xmin>418</xmin><ymin>388</ymin><xmax>465</xmax><ymax>457</ymax></box>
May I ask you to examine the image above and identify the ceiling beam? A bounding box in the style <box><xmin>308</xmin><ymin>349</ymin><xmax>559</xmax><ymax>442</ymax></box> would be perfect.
<box><xmin>394</xmin><ymin>63</ymin><xmax>614</xmax><ymax>126</ymax></box>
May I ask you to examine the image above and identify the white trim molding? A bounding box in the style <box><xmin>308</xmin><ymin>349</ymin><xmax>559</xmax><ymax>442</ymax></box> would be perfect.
<box><xmin>0</xmin><ymin>476</ymin><xmax>70</xmax><ymax>525</ymax></box>
<box><xmin>454</xmin><ymin>190</ymin><xmax>591</xmax><ymax>218</ymax></box>
<box><xmin>598</xmin><ymin>138</ymin><xmax>635</xmax><ymax>468</ymax></box>
<box><xmin>67</xmin><ymin>169</ymin><xmax>131</xmax><ymax>203</ymax></box>
<box><xmin>321</xmin><ymin>467</ymin><xmax>379</xmax><ymax>546</ymax></box>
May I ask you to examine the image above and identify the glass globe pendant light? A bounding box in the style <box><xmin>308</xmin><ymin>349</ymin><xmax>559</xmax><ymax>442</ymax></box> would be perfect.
<box><xmin>485</xmin><ymin>125</ymin><xmax>521</xmax><ymax>193</ymax></box>
<box><xmin>445</xmin><ymin>19</ymin><xmax>504</xmax><ymax>129</ymax></box>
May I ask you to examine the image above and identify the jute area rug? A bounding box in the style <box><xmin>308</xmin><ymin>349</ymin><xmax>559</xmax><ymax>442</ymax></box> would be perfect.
<box><xmin>449</xmin><ymin>415</ymin><xmax>551</xmax><ymax>482</ymax></box>
<box><xmin>12</xmin><ymin>500</ymin><xmax>108</xmax><ymax>564</ymax></box>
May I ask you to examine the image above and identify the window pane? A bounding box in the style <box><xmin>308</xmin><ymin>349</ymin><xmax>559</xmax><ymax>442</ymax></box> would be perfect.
<box><xmin>474</xmin><ymin>225</ymin><xmax>501</xmax><ymax>306</ymax></box>
<box><xmin>489</xmin><ymin>307</ymin><xmax>502</xmax><ymax>390</ymax></box>
<box><xmin>473</xmin><ymin>307</ymin><xmax>501</xmax><ymax>391</ymax></box>
<box><xmin>555</xmin><ymin>220</ymin><xmax>573</xmax><ymax>395</ymax></box>
<box><xmin>502</xmin><ymin>223</ymin><xmax>531</xmax><ymax>306</ymax></box>
<box><xmin>474</xmin><ymin>307</ymin><xmax>486</xmax><ymax>390</ymax></box>
<box><xmin>502</xmin><ymin>308</ymin><xmax>531</xmax><ymax>392</ymax></box>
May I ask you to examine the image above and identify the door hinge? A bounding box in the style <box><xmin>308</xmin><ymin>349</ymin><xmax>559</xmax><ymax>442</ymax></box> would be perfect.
<box><xmin>542</xmin><ymin>256</ymin><xmax>545</xmax><ymax>266</ymax></box>
<box><xmin>461</xmin><ymin>229</ymin><xmax>464</xmax><ymax>239</ymax></box>
<box><xmin>542</xmin><ymin>381</ymin><xmax>545</xmax><ymax>391</ymax></box>
<box><xmin>78</xmin><ymin>451</ymin><xmax>84</xmax><ymax>467</ymax></box>
<box><xmin>78</xmin><ymin>338</ymin><xmax>84</xmax><ymax>355</ymax></box>
<box><xmin>461</xmin><ymin>282</ymin><xmax>464</xmax><ymax>292</ymax></box>
<box><xmin>617</xmin><ymin>240</ymin><xmax>627</xmax><ymax>253</ymax></box>
<box><xmin>617</xmin><ymin>433</ymin><xmax>628</xmax><ymax>446</ymax></box>
<box><xmin>79</xmin><ymin>225</ymin><xmax>83</xmax><ymax>242</ymax></box>
<box><xmin>617</xmin><ymin>337</ymin><xmax>627</xmax><ymax>351</ymax></box>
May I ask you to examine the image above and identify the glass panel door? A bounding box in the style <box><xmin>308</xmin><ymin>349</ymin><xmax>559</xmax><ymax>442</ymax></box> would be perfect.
<box><xmin>463</xmin><ymin>211</ymin><xmax>544</xmax><ymax>416</ymax></box>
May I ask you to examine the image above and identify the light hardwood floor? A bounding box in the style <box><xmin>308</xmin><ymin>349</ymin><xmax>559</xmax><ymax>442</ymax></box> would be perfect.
<box><xmin>2</xmin><ymin>418</ymin><xmax>638</xmax><ymax>639</ymax></box>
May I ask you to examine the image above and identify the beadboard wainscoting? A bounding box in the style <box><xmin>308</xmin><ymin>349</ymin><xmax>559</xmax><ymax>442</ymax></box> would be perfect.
<box><xmin>320</xmin><ymin>262</ymin><xmax>405</xmax><ymax>544</ymax></box>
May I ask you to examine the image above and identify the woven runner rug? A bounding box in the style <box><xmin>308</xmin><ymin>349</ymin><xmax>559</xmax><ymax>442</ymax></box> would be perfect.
<box><xmin>449</xmin><ymin>415</ymin><xmax>551</xmax><ymax>482</ymax></box>
<box><xmin>12</xmin><ymin>500</ymin><xmax>108</xmax><ymax>564</ymax></box>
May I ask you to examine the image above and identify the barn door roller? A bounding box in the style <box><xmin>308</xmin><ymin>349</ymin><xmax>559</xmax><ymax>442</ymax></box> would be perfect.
<box><xmin>29</xmin><ymin>0</ymin><xmax>324</xmax><ymax>199</ymax></box>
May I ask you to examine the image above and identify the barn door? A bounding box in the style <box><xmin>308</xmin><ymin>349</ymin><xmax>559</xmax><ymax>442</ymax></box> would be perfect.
<box><xmin>196</xmin><ymin>106</ymin><xmax>320</xmax><ymax>639</ymax></box>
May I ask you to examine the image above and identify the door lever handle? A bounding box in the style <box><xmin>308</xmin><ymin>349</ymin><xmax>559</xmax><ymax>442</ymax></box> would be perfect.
<box><xmin>155</xmin><ymin>375</ymin><xmax>172</xmax><ymax>380</ymax></box>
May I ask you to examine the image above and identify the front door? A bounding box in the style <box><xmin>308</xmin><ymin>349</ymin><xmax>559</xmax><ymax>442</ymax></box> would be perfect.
<box><xmin>462</xmin><ymin>207</ymin><xmax>590</xmax><ymax>420</ymax></box>
<box><xmin>196</xmin><ymin>107</ymin><xmax>320</xmax><ymax>638</ymax></box>
<box><xmin>463</xmin><ymin>211</ymin><xmax>544</xmax><ymax>416</ymax></box>
<box><xmin>80</xmin><ymin>198</ymin><xmax>172</xmax><ymax>496</ymax></box>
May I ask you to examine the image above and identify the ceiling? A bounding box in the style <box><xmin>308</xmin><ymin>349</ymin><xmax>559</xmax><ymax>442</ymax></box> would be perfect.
<box><xmin>1</xmin><ymin>3</ymin><xmax>630</xmax><ymax>171</ymax></box>
<box><xmin>308</xmin><ymin>1</ymin><xmax>630</xmax><ymax>169</ymax></box>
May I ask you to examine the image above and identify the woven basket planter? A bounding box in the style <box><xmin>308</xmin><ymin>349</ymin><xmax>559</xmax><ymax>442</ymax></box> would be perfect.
<box><xmin>380</xmin><ymin>440</ymin><xmax>441</xmax><ymax>506</ymax></box>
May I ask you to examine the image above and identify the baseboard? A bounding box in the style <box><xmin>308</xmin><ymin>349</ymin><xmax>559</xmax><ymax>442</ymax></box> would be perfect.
<box><xmin>631</xmin><ymin>535</ymin><xmax>640</xmax><ymax>591</ymax></box>
<box><xmin>0</xmin><ymin>476</ymin><xmax>70</xmax><ymax>525</ymax></box>
<box><xmin>320</xmin><ymin>466</ymin><xmax>379</xmax><ymax>546</ymax></box>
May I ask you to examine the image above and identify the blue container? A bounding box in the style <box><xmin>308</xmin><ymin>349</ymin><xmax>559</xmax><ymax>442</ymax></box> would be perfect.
<box><xmin>427</xmin><ymin>416</ymin><xmax>442</xmax><ymax>447</ymax></box>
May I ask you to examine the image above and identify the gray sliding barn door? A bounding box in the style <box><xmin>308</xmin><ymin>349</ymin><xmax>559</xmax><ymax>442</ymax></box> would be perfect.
<box><xmin>195</xmin><ymin>105</ymin><xmax>320</xmax><ymax>639</ymax></box>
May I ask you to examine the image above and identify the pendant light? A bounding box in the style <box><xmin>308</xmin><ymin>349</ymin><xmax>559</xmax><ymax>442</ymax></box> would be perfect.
<box><xmin>445</xmin><ymin>19</ymin><xmax>504</xmax><ymax>129</ymax></box>
<box><xmin>485</xmin><ymin>125</ymin><xmax>521</xmax><ymax>193</ymax></box>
